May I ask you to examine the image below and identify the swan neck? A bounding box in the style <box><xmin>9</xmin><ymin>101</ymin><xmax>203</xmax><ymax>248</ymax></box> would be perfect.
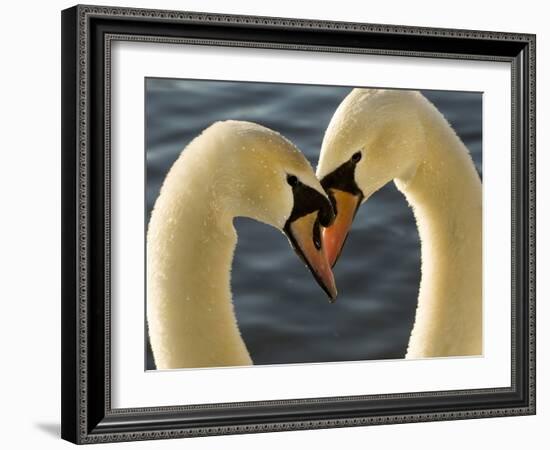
<box><xmin>398</xmin><ymin>119</ymin><xmax>482</xmax><ymax>358</ymax></box>
<box><xmin>147</xmin><ymin>159</ymin><xmax>252</xmax><ymax>369</ymax></box>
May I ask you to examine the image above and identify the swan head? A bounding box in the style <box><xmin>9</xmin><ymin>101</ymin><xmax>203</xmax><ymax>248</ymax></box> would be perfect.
<box><xmin>202</xmin><ymin>121</ymin><xmax>337</xmax><ymax>300</ymax></box>
<box><xmin>316</xmin><ymin>89</ymin><xmax>426</xmax><ymax>266</ymax></box>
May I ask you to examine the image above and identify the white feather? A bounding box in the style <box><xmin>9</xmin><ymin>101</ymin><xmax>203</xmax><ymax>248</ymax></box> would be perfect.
<box><xmin>318</xmin><ymin>89</ymin><xmax>482</xmax><ymax>358</ymax></box>
<box><xmin>147</xmin><ymin>120</ymin><xmax>325</xmax><ymax>369</ymax></box>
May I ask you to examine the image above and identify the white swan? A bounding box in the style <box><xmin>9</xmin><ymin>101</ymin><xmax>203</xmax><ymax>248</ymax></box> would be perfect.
<box><xmin>316</xmin><ymin>89</ymin><xmax>481</xmax><ymax>358</ymax></box>
<box><xmin>147</xmin><ymin>120</ymin><xmax>336</xmax><ymax>369</ymax></box>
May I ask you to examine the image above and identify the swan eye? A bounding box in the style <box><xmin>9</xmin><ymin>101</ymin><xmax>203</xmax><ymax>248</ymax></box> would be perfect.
<box><xmin>351</xmin><ymin>151</ymin><xmax>362</xmax><ymax>163</ymax></box>
<box><xmin>287</xmin><ymin>174</ymin><xmax>299</xmax><ymax>187</ymax></box>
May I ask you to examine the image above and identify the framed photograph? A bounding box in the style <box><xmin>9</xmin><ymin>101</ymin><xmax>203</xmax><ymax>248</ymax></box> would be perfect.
<box><xmin>61</xmin><ymin>4</ymin><xmax>536</xmax><ymax>444</ymax></box>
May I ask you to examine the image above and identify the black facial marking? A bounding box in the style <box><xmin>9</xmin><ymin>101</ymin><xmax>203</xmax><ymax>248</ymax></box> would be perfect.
<box><xmin>312</xmin><ymin>218</ymin><xmax>322</xmax><ymax>250</ymax></box>
<box><xmin>320</xmin><ymin>155</ymin><xmax>364</xmax><ymax>217</ymax></box>
<box><xmin>320</xmin><ymin>155</ymin><xmax>363</xmax><ymax>197</ymax></box>
<box><xmin>287</xmin><ymin>174</ymin><xmax>299</xmax><ymax>186</ymax></box>
<box><xmin>284</xmin><ymin>179</ymin><xmax>335</xmax><ymax>229</ymax></box>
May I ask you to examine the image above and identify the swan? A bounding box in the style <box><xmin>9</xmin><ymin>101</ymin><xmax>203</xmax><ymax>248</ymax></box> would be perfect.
<box><xmin>316</xmin><ymin>89</ymin><xmax>481</xmax><ymax>358</ymax></box>
<box><xmin>147</xmin><ymin>120</ymin><xmax>336</xmax><ymax>369</ymax></box>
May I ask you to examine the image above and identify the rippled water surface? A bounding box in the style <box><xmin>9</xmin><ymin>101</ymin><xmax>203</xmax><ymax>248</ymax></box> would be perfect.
<box><xmin>145</xmin><ymin>79</ymin><xmax>482</xmax><ymax>369</ymax></box>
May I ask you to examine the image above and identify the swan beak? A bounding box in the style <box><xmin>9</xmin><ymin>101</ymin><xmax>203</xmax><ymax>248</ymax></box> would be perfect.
<box><xmin>285</xmin><ymin>211</ymin><xmax>337</xmax><ymax>302</ymax></box>
<box><xmin>323</xmin><ymin>189</ymin><xmax>362</xmax><ymax>267</ymax></box>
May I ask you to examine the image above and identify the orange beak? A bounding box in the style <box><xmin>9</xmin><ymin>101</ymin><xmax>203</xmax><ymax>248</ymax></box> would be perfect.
<box><xmin>285</xmin><ymin>211</ymin><xmax>337</xmax><ymax>302</ymax></box>
<box><xmin>323</xmin><ymin>189</ymin><xmax>362</xmax><ymax>267</ymax></box>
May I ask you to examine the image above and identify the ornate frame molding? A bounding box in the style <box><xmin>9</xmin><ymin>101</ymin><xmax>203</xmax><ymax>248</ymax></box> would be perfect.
<box><xmin>61</xmin><ymin>4</ymin><xmax>536</xmax><ymax>444</ymax></box>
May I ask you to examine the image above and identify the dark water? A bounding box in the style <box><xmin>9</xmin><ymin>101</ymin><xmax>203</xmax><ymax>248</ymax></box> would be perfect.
<box><xmin>145</xmin><ymin>78</ymin><xmax>482</xmax><ymax>369</ymax></box>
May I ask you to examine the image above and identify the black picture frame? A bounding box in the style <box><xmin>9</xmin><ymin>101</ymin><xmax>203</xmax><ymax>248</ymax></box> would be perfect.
<box><xmin>61</xmin><ymin>4</ymin><xmax>536</xmax><ymax>444</ymax></box>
